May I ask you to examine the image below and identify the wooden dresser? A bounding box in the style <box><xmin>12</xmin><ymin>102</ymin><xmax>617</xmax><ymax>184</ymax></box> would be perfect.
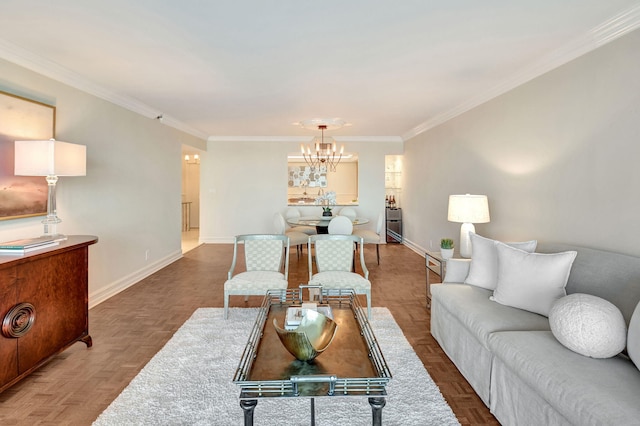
<box><xmin>0</xmin><ymin>235</ymin><xmax>97</xmax><ymax>393</ymax></box>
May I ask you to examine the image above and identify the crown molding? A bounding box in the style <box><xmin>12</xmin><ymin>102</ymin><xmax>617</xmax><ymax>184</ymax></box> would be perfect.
<box><xmin>208</xmin><ymin>136</ymin><xmax>312</xmax><ymax>142</ymax></box>
<box><xmin>334</xmin><ymin>136</ymin><xmax>403</xmax><ymax>143</ymax></box>
<box><xmin>208</xmin><ymin>135</ymin><xmax>404</xmax><ymax>143</ymax></box>
<box><xmin>155</xmin><ymin>115</ymin><xmax>208</xmax><ymax>140</ymax></box>
<box><xmin>403</xmin><ymin>4</ymin><xmax>640</xmax><ymax>141</ymax></box>
<box><xmin>0</xmin><ymin>39</ymin><xmax>208</xmax><ymax>141</ymax></box>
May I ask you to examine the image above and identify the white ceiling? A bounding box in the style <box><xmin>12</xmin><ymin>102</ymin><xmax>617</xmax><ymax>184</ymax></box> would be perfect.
<box><xmin>1</xmin><ymin>1</ymin><xmax>639</xmax><ymax>140</ymax></box>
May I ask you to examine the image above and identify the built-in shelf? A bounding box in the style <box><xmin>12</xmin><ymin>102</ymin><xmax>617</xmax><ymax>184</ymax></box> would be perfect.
<box><xmin>385</xmin><ymin>155</ymin><xmax>402</xmax><ymax>207</ymax></box>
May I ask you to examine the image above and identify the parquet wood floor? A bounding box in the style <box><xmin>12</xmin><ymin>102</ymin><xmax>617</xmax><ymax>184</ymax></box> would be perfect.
<box><xmin>0</xmin><ymin>242</ymin><xmax>499</xmax><ymax>425</ymax></box>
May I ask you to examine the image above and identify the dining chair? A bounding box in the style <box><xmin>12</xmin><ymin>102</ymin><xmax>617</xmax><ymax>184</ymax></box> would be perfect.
<box><xmin>338</xmin><ymin>207</ymin><xmax>357</xmax><ymax>222</ymax></box>
<box><xmin>328</xmin><ymin>215</ymin><xmax>353</xmax><ymax>235</ymax></box>
<box><xmin>274</xmin><ymin>212</ymin><xmax>309</xmax><ymax>258</ymax></box>
<box><xmin>353</xmin><ymin>211</ymin><xmax>384</xmax><ymax>265</ymax></box>
<box><xmin>307</xmin><ymin>234</ymin><xmax>372</xmax><ymax>319</ymax></box>
<box><xmin>284</xmin><ymin>207</ymin><xmax>317</xmax><ymax>235</ymax></box>
<box><xmin>223</xmin><ymin>234</ymin><xmax>289</xmax><ymax>319</ymax></box>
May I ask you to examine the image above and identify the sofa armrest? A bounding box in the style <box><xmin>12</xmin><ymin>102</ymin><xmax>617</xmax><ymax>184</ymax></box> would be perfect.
<box><xmin>443</xmin><ymin>258</ymin><xmax>471</xmax><ymax>283</ymax></box>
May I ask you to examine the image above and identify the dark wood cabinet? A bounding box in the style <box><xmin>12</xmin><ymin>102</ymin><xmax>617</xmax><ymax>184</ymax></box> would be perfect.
<box><xmin>0</xmin><ymin>235</ymin><xmax>97</xmax><ymax>393</ymax></box>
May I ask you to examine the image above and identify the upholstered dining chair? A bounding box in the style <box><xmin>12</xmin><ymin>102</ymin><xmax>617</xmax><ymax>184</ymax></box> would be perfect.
<box><xmin>353</xmin><ymin>211</ymin><xmax>384</xmax><ymax>265</ymax></box>
<box><xmin>274</xmin><ymin>212</ymin><xmax>309</xmax><ymax>258</ymax></box>
<box><xmin>307</xmin><ymin>234</ymin><xmax>372</xmax><ymax>319</ymax></box>
<box><xmin>328</xmin><ymin>215</ymin><xmax>353</xmax><ymax>235</ymax></box>
<box><xmin>338</xmin><ymin>207</ymin><xmax>357</xmax><ymax>222</ymax></box>
<box><xmin>284</xmin><ymin>207</ymin><xmax>317</xmax><ymax>235</ymax></box>
<box><xmin>223</xmin><ymin>234</ymin><xmax>290</xmax><ymax>319</ymax></box>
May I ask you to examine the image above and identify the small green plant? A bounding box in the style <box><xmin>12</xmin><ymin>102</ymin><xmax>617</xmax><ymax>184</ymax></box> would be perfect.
<box><xmin>440</xmin><ymin>238</ymin><xmax>454</xmax><ymax>249</ymax></box>
<box><xmin>322</xmin><ymin>206</ymin><xmax>332</xmax><ymax>213</ymax></box>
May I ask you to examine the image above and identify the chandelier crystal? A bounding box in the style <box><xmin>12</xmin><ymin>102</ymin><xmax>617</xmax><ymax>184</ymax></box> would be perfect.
<box><xmin>300</xmin><ymin>125</ymin><xmax>344</xmax><ymax>172</ymax></box>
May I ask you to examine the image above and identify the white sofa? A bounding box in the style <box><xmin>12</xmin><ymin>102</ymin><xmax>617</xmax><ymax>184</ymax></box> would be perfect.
<box><xmin>430</xmin><ymin>238</ymin><xmax>640</xmax><ymax>426</ymax></box>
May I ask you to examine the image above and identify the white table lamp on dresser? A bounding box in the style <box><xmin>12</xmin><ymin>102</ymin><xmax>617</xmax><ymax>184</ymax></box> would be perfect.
<box><xmin>14</xmin><ymin>139</ymin><xmax>86</xmax><ymax>239</ymax></box>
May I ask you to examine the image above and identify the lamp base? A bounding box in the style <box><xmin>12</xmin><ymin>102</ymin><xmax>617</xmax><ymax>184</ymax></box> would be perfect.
<box><xmin>41</xmin><ymin>175</ymin><xmax>67</xmax><ymax>241</ymax></box>
<box><xmin>459</xmin><ymin>222</ymin><xmax>476</xmax><ymax>258</ymax></box>
<box><xmin>42</xmin><ymin>218</ymin><xmax>67</xmax><ymax>241</ymax></box>
<box><xmin>41</xmin><ymin>233</ymin><xmax>68</xmax><ymax>242</ymax></box>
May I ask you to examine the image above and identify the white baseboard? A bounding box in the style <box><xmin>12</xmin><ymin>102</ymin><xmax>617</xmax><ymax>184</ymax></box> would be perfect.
<box><xmin>200</xmin><ymin>237</ymin><xmax>235</xmax><ymax>244</ymax></box>
<box><xmin>89</xmin><ymin>249</ymin><xmax>183</xmax><ymax>309</ymax></box>
<box><xmin>401</xmin><ymin>237</ymin><xmax>427</xmax><ymax>258</ymax></box>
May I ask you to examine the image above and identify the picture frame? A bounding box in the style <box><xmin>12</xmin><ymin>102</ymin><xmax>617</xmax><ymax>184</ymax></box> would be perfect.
<box><xmin>0</xmin><ymin>90</ymin><xmax>56</xmax><ymax>220</ymax></box>
<box><xmin>288</xmin><ymin>165</ymin><xmax>328</xmax><ymax>188</ymax></box>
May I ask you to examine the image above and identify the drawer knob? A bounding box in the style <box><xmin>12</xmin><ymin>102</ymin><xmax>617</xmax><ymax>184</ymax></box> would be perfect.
<box><xmin>2</xmin><ymin>303</ymin><xmax>36</xmax><ymax>338</ymax></box>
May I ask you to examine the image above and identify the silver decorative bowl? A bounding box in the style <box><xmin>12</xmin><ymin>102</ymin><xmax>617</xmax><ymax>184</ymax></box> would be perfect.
<box><xmin>273</xmin><ymin>309</ymin><xmax>338</xmax><ymax>361</ymax></box>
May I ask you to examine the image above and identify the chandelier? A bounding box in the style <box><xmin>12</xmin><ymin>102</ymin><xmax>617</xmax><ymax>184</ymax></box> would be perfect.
<box><xmin>300</xmin><ymin>125</ymin><xmax>344</xmax><ymax>172</ymax></box>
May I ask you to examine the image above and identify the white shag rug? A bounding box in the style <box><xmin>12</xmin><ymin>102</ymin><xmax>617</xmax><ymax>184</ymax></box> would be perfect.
<box><xmin>93</xmin><ymin>308</ymin><xmax>459</xmax><ymax>426</ymax></box>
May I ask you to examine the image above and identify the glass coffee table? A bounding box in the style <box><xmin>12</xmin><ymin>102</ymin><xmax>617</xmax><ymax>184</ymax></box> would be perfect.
<box><xmin>233</xmin><ymin>288</ymin><xmax>392</xmax><ymax>426</ymax></box>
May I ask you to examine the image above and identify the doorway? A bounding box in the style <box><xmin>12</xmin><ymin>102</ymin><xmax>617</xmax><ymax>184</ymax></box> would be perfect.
<box><xmin>182</xmin><ymin>148</ymin><xmax>201</xmax><ymax>253</ymax></box>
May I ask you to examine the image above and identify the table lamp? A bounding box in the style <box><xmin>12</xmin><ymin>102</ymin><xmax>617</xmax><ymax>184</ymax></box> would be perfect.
<box><xmin>447</xmin><ymin>194</ymin><xmax>490</xmax><ymax>258</ymax></box>
<box><xmin>14</xmin><ymin>139</ymin><xmax>86</xmax><ymax>239</ymax></box>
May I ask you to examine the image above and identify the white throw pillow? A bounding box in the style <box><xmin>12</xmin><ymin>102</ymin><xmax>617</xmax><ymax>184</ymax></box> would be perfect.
<box><xmin>490</xmin><ymin>243</ymin><xmax>577</xmax><ymax>316</ymax></box>
<box><xmin>628</xmin><ymin>300</ymin><xmax>640</xmax><ymax>370</ymax></box>
<box><xmin>549</xmin><ymin>294</ymin><xmax>627</xmax><ymax>358</ymax></box>
<box><xmin>464</xmin><ymin>233</ymin><xmax>537</xmax><ymax>290</ymax></box>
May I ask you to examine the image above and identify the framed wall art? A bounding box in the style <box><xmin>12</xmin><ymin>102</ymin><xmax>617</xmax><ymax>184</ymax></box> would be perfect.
<box><xmin>0</xmin><ymin>90</ymin><xmax>55</xmax><ymax>220</ymax></box>
<box><xmin>288</xmin><ymin>165</ymin><xmax>328</xmax><ymax>188</ymax></box>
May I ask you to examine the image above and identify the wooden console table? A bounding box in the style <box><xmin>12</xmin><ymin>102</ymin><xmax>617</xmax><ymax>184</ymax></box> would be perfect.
<box><xmin>0</xmin><ymin>235</ymin><xmax>98</xmax><ymax>393</ymax></box>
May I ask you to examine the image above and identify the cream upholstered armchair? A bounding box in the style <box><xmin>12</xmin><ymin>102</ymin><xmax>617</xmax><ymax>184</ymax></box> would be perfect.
<box><xmin>223</xmin><ymin>234</ymin><xmax>289</xmax><ymax>319</ymax></box>
<box><xmin>307</xmin><ymin>234</ymin><xmax>371</xmax><ymax>319</ymax></box>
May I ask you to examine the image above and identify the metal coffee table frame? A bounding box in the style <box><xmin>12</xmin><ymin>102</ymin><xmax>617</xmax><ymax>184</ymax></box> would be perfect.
<box><xmin>233</xmin><ymin>288</ymin><xmax>392</xmax><ymax>426</ymax></box>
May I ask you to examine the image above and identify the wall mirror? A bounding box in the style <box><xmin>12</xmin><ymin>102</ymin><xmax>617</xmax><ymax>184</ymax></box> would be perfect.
<box><xmin>287</xmin><ymin>155</ymin><xmax>358</xmax><ymax>206</ymax></box>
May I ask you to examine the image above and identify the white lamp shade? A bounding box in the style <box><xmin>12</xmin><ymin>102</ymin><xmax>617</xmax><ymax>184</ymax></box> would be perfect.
<box><xmin>447</xmin><ymin>194</ymin><xmax>490</xmax><ymax>224</ymax></box>
<box><xmin>15</xmin><ymin>139</ymin><xmax>86</xmax><ymax>177</ymax></box>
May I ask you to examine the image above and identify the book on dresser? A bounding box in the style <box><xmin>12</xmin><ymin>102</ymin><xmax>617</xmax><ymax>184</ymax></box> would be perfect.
<box><xmin>0</xmin><ymin>237</ymin><xmax>60</xmax><ymax>254</ymax></box>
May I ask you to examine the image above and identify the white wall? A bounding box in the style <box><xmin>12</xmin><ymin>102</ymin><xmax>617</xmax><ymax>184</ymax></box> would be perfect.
<box><xmin>200</xmin><ymin>139</ymin><xmax>402</xmax><ymax>242</ymax></box>
<box><xmin>402</xmin><ymin>28</ymin><xmax>640</xmax><ymax>257</ymax></box>
<box><xmin>0</xmin><ymin>59</ymin><xmax>206</xmax><ymax>306</ymax></box>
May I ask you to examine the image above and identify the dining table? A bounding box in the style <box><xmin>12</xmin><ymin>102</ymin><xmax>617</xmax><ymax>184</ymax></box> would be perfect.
<box><xmin>286</xmin><ymin>216</ymin><xmax>369</xmax><ymax>234</ymax></box>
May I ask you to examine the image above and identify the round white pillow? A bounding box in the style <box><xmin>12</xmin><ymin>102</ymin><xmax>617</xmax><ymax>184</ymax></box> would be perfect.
<box><xmin>549</xmin><ymin>293</ymin><xmax>626</xmax><ymax>358</ymax></box>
